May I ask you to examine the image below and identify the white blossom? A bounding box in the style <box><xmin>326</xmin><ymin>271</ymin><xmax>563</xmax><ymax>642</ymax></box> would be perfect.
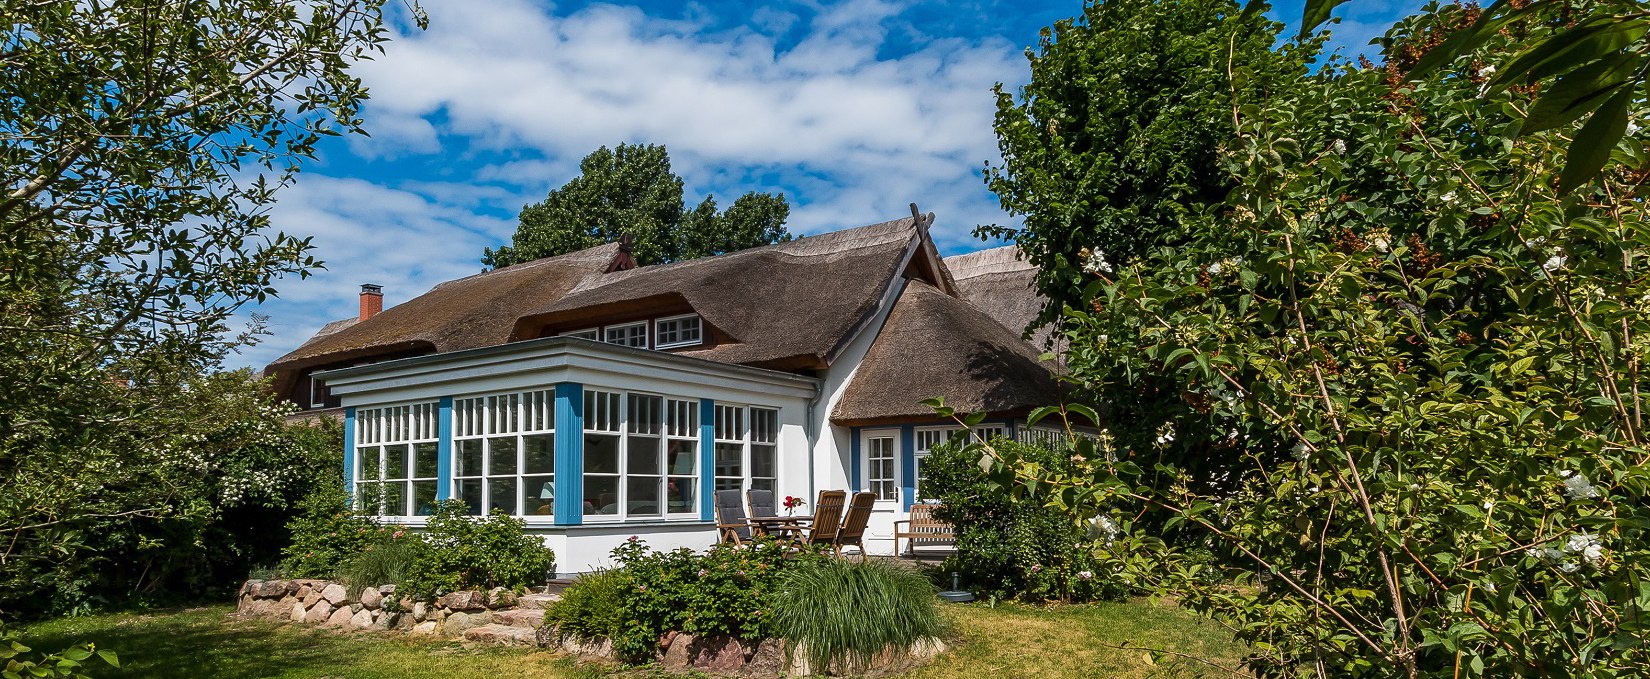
<box><xmin>1089</xmin><ymin>515</ymin><xmax>1120</xmax><ymax>543</ymax></box>
<box><xmin>1440</xmin><ymin>191</ymin><xmax>1458</xmax><ymax>204</ymax></box>
<box><xmin>1292</xmin><ymin>443</ymin><xmax>1310</xmax><ymax>462</ymax></box>
<box><xmin>1331</xmin><ymin>139</ymin><xmax>1347</xmax><ymax>155</ymax></box>
<box><xmin>1564</xmin><ymin>473</ymin><xmax>1600</xmax><ymax>500</ymax></box>
<box><xmin>1542</xmin><ymin>254</ymin><xmax>1568</xmax><ymax>272</ymax></box>
<box><xmin>1207</xmin><ymin>261</ymin><xmax>1224</xmax><ymax>275</ymax></box>
<box><xmin>1372</xmin><ymin>237</ymin><xmax>1391</xmax><ymax>253</ymax></box>
<box><xmin>1077</xmin><ymin>570</ymin><xmax>1094</xmax><ymax>581</ymax></box>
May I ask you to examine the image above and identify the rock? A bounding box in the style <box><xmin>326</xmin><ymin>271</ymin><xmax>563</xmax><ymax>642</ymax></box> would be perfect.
<box><xmin>690</xmin><ymin>635</ymin><xmax>746</xmax><ymax>673</ymax></box>
<box><xmin>350</xmin><ymin>603</ymin><xmax>363</xmax><ymax>613</ymax></box>
<box><xmin>438</xmin><ymin>590</ymin><xmax>486</xmax><ymax>611</ymax></box>
<box><xmin>660</xmin><ymin>632</ymin><xmax>694</xmax><ymax>668</ymax></box>
<box><xmin>517</xmin><ymin>593</ymin><xmax>560</xmax><ymax>610</ymax></box>
<box><xmin>411</xmin><ymin>601</ymin><xmax>429</xmax><ymax>622</ymax></box>
<box><xmin>486</xmin><ymin>587</ymin><xmax>517</xmax><ymax>609</ymax></box>
<box><xmin>464</xmin><ymin>624</ymin><xmax>537</xmax><ymax>646</ymax></box>
<box><xmin>252</xmin><ymin>580</ymin><xmax>287</xmax><ymax>599</ymax></box>
<box><xmin>278</xmin><ymin>593</ymin><xmax>296</xmax><ymax>606</ymax></box>
<box><xmin>360</xmin><ymin>587</ymin><xmax>383</xmax><ymax>610</ymax></box>
<box><xmin>746</xmin><ymin>638</ymin><xmax>785</xmax><ymax>676</ymax></box>
<box><xmin>492</xmin><ymin>609</ymin><xmax>544</xmax><ymax>628</ymax></box>
<box><xmin>304</xmin><ymin>601</ymin><xmax>333</xmax><ymax>624</ymax></box>
<box><xmin>350</xmin><ymin>607</ymin><xmax>374</xmax><ymax>629</ymax></box>
<box><xmin>441</xmin><ymin>610</ymin><xmax>492</xmax><ymax>636</ymax></box>
<box><xmin>295</xmin><ymin>583</ymin><xmax>313</xmax><ymax>601</ymax></box>
<box><xmin>378</xmin><ymin>584</ymin><xmax>397</xmax><ymax>596</ymax></box>
<box><xmin>238</xmin><ymin>580</ymin><xmax>257</xmax><ymax>598</ymax></box>
<box><xmin>370</xmin><ymin>611</ymin><xmax>398</xmax><ymax>631</ymax></box>
<box><xmin>398</xmin><ymin>596</ymin><xmax>413</xmax><ymax>612</ymax></box>
<box><xmin>395</xmin><ymin>612</ymin><xmax>414</xmax><ymax>631</ymax></box>
<box><xmin>290</xmin><ymin>602</ymin><xmax>307</xmax><ymax>623</ymax></box>
<box><xmin>319</xmin><ymin>582</ymin><xmax>350</xmax><ymax>605</ymax></box>
<box><xmin>302</xmin><ymin>589</ymin><xmax>323</xmax><ymax>608</ymax></box>
<box><xmin>324</xmin><ymin>607</ymin><xmax>353</xmax><ymax>628</ymax></box>
<box><xmin>411</xmin><ymin>621</ymin><xmax>439</xmax><ymax>636</ymax></box>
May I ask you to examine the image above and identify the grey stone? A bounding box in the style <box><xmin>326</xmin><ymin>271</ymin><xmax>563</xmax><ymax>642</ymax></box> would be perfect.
<box><xmin>378</xmin><ymin>584</ymin><xmax>397</xmax><ymax>596</ymax></box>
<box><xmin>517</xmin><ymin>593</ymin><xmax>560</xmax><ymax>610</ymax></box>
<box><xmin>359</xmin><ymin>586</ymin><xmax>383</xmax><ymax>610</ymax></box>
<box><xmin>290</xmin><ymin>602</ymin><xmax>307</xmax><ymax>623</ymax></box>
<box><xmin>689</xmin><ymin>635</ymin><xmax>746</xmax><ymax>673</ymax></box>
<box><xmin>302</xmin><ymin>589</ymin><xmax>323</xmax><ymax>608</ymax></box>
<box><xmin>295</xmin><ymin>583</ymin><xmax>314</xmax><ymax>601</ymax></box>
<box><xmin>660</xmin><ymin>632</ymin><xmax>693</xmax><ymax>668</ymax></box>
<box><xmin>464</xmin><ymin>624</ymin><xmax>537</xmax><ymax>646</ymax></box>
<box><xmin>238</xmin><ymin>580</ymin><xmax>257</xmax><ymax>598</ymax></box>
<box><xmin>319</xmin><ymin>582</ymin><xmax>350</xmax><ymax>605</ymax></box>
<box><xmin>349</xmin><ymin>607</ymin><xmax>374</xmax><ymax>629</ymax></box>
<box><xmin>369</xmin><ymin>611</ymin><xmax>398</xmax><ymax>631</ymax></box>
<box><xmin>486</xmin><ymin>587</ymin><xmax>517</xmax><ymax>609</ymax></box>
<box><xmin>438</xmin><ymin>590</ymin><xmax>486</xmax><ymax>611</ymax></box>
<box><xmin>324</xmin><ymin>606</ymin><xmax>353</xmax><ymax>628</ymax></box>
<box><xmin>349</xmin><ymin>602</ymin><xmax>363</xmax><ymax>613</ymax></box>
<box><xmin>746</xmin><ymin>638</ymin><xmax>785</xmax><ymax>676</ymax></box>
<box><xmin>441</xmin><ymin>610</ymin><xmax>492</xmax><ymax>636</ymax></box>
<box><xmin>304</xmin><ymin>601</ymin><xmax>333</xmax><ymax>624</ymax></box>
<box><xmin>492</xmin><ymin>608</ymin><xmax>544</xmax><ymax>628</ymax></box>
<box><xmin>411</xmin><ymin>601</ymin><xmax>429</xmax><ymax>622</ymax></box>
<box><xmin>411</xmin><ymin>621</ymin><xmax>439</xmax><ymax>636</ymax></box>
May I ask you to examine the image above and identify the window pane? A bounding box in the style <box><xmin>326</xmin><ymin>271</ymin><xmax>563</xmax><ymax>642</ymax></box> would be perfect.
<box><xmin>488</xmin><ymin>437</ymin><xmax>518</xmax><ymax>476</ymax></box>
<box><xmin>523</xmin><ymin>475</ymin><xmax>554</xmax><ymax>516</ymax></box>
<box><xmin>628</xmin><ymin>435</ymin><xmax>661</xmax><ymax>475</ymax></box>
<box><xmin>457</xmin><ymin>479</ymin><xmax>483</xmax><ymax>515</ymax></box>
<box><xmin>524</xmin><ymin>434</ymin><xmax>554</xmax><ymax>474</ymax></box>
<box><xmin>489</xmin><ymin>477</ymin><xmax>518</xmax><ymax>516</ymax></box>
<box><xmin>628</xmin><ymin>394</ymin><xmax>662</xmax><ymax>434</ymax></box>
<box><xmin>714</xmin><ymin>477</ymin><xmax>742</xmax><ymax>491</ymax></box>
<box><xmin>412</xmin><ymin>481</ymin><xmax>438</xmax><ymax>516</ymax></box>
<box><xmin>750</xmin><ymin>478</ymin><xmax>775</xmax><ymax>492</ymax></box>
<box><xmin>585</xmin><ymin>476</ymin><xmax>620</xmax><ymax>515</ymax></box>
<box><xmin>414</xmin><ymin>442</ymin><xmax>439</xmax><ymax>478</ymax></box>
<box><xmin>627</xmin><ymin>476</ymin><xmax>662</xmax><ymax>516</ymax></box>
<box><xmin>359</xmin><ymin>447</ymin><xmax>380</xmax><ymax>480</ymax></box>
<box><xmin>458</xmin><ymin>439</ymin><xmax>483</xmax><ymax>477</ymax></box>
<box><xmin>667</xmin><ymin>476</ymin><xmax>696</xmax><ymax>514</ymax></box>
<box><xmin>585</xmin><ymin>434</ymin><xmax>619</xmax><ymax>474</ymax></box>
<box><xmin>667</xmin><ymin>439</ymin><xmax>697</xmax><ymax>475</ymax></box>
<box><xmin>751</xmin><ymin>443</ymin><xmax>776</xmax><ymax>478</ymax></box>
<box><xmin>714</xmin><ymin>442</ymin><xmax>742</xmax><ymax>477</ymax></box>
<box><xmin>385</xmin><ymin>445</ymin><xmax>407</xmax><ymax>479</ymax></box>
<box><xmin>385</xmin><ymin>481</ymin><xmax>408</xmax><ymax>516</ymax></box>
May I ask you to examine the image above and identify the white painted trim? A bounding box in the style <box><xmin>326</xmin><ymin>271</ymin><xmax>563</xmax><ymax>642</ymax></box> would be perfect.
<box><xmin>653</xmin><ymin>313</ymin><xmax>703</xmax><ymax>349</ymax></box>
<box><xmin>603</xmin><ymin>320</ymin><xmax>649</xmax><ymax>349</ymax></box>
<box><xmin>859</xmin><ymin>428</ymin><xmax>902</xmax><ymax>508</ymax></box>
<box><xmin>561</xmin><ymin>328</ymin><xmax>599</xmax><ymax>340</ymax></box>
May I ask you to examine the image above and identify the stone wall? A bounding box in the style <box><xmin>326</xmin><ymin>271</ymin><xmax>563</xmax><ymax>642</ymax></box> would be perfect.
<box><xmin>235</xmin><ymin>579</ymin><xmax>529</xmax><ymax>637</ymax></box>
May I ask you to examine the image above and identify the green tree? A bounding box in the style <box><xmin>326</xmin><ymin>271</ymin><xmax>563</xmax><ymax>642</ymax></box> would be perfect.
<box><xmin>483</xmin><ymin>143</ymin><xmax>792</xmax><ymax>267</ymax></box>
<box><xmin>979</xmin><ymin>0</ymin><xmax>1313</xmax><ymax>329</ymax></box>
<box><xmin>970</xmin><ymin>0</ymin><xmax>1650</xmax><ymax>675</ymax></box>
<box><xmin>0</xmin><ymin>0</ymin><xmax>405</xmax><ymax>616</ymax></box>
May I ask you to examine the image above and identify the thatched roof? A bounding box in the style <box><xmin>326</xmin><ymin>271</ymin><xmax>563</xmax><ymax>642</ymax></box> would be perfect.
<box><xmin>512</xmin><ymin>217</ymin><xmax>922</xmax><ymax>370</ymax></box>
<box><xmin>265</xmin><ymin>243</ymin><xmax>623</xmax><ymax>391</ymax></box>
<box><xmin>943</xmin><ymin>245</ymin><xmax>1055</xmax><ymax>350</ymax></box>
<box><xmin>830</xmin><ymin>279</ymin><xmax>1060</xmax><ymax>426</ymax></box>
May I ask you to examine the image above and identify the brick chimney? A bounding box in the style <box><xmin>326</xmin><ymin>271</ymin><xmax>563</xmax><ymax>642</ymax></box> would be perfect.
<box><xmin>359</xmin><ymin>283</ymin><xmax>383</xmax><ymax>321</ymax></box>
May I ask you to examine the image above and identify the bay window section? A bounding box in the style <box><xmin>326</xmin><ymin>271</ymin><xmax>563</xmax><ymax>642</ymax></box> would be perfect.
<box><xmin>354</xmin><ymin>403</ymin><xmax>439</xmax><ymax>517</ymax></box>
<box><xmin>583</xmin><ymin>390</ymin><xmax>622</xmax><ymax>516</ymax></box>
<box><xmin>584</xmin><ymin>390</ymin><xmax>705</xmax><ymax>519</ymax></box>
<box><xmin>665</xmin><ymin>400</ymin><xmax>699</xmax><ymax>515</ymax></box>
<box><xmin>713</xmin><ymin>405</ymin><xmax>744</xmax><ymax>491</ymax></box>
<box><xmin>453</xmin><ymin>390</ymin><xmax>555</xmax><ymax>518</ymax></box>
<box><xmin>750</xmin><ymin>408</ymin><xmax>778</xmax><ymax>492</ymax></box>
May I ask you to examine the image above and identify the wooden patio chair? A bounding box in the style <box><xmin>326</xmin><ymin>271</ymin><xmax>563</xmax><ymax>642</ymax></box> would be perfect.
<box><xmin>747</xmin><ymin>489</ymin><xmax>802</xmax><ymax>540</ymax></box>
<box><xmin>798</xmin><ymin>490</ymin><xmax>847</xmax><ymax>552</ymax></box>
<box><xmin>834</xmin><ymin>491</ymin><xmax>877</xmax><ymax>561</ymax></box>
<box><xmin>893</xmin><ymin>503</ymin><xmax>955</xmax><ymax>560</ymax></box>
<box><xmin>714</xmin><ymin>489</ymin><xmax>753</xmax><ymax>546</ymax></box>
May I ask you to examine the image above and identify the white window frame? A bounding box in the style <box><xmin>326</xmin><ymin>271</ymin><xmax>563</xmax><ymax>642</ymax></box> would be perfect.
<box><xmin>653</xmin><ymin>314</ymin><xmax>703</xmax><ymax>349</ymax></box>
<box><xmin>603</xmin><ymin>321</ymin><xmax>648</xmax><ymax>349</ymax></box>
<box><xmin>712</xmin><ymin>404</ymin><xmax>746</xmax><ymax>493</ymax></box>
<box><xmin>452</xmin><ymin>390</ymin><xmax>556</xmax><ymax>519</ymax></box>
<box><xmin>860</xmin><ymin>429</ymin><xmax>901</xmax><ymax>505</ymax></box>
<box><xmin>582</xmin><ymin>389</ymin><xmax>703</xmax><ymax>521</ymax></box>
<box><xmin>562</xmin><ymin>328</ymin><xmax>599</xmax><ymax>340</ymax></box>
<box><xmin>354</xmin><ymin>402</ymin><xmax>439</xmax><ymax>517</ymax></box>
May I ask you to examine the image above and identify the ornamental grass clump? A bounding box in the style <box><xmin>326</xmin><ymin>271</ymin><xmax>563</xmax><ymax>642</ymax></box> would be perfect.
<box><xmin>772</xmin><ymin>559</ymin><xmax>946</xmax><ymax>672</ymax></box>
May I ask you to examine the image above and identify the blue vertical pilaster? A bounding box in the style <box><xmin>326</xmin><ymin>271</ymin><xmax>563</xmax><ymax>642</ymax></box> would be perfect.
<box><xmin>699</xmin><ymin>399</ymin><xmax>715</xmax><ymax>521</ymax></box>
<box><xmin>900</xmin><ymin>425</ymin><xmax>916</xmax><ymax>511</ymax></box>
<box><xmin>436</xmin><ymin>397</ymin><xmax>453</xmax><ymax>500</ymax></box>
<box><xmin>849</xmin><ymin>427</ymin><xmax>862</xmax><ymax>492</ymax></box>
<box><xmin>553</xmin><ymin>383</ymin><xmax>584</xmax><ymax>525</ymax></box>
<box><xmin>342</xmin><ymin>407</ymin><xmax>357</xmax><ymax>503</ymax></box>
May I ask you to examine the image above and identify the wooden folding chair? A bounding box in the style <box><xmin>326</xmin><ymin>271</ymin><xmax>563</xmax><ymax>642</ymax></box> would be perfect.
<box><xmin>798</xmin><ymin>490</ymin><xmax>847</xmax><ymax>553</ymax></box>
<box><xmin>714</xmin><ymin>489</ymin><xmax>753</xmax><ymax>546</ymax></box>
<box><xmin>835</xmin><ymin>491</ymin><xmax>877</xmax><ymax>561</ymax></box>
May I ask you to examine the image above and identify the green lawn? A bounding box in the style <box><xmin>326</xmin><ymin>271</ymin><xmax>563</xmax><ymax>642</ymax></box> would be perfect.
<box><xmin>18</xmin><ymin>600</ymin><xmax>1244</xmax><ymax>678</ymax></box>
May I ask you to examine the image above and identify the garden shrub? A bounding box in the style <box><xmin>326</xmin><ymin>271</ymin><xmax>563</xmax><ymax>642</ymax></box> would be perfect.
<box><xmin>400</xmin><ymin>500</ymin><xmax>555</xmax><ymax>598</ymax></box>
<box><xmin>336</xmin><ymin>529</ymin><xmax>420</xmax><ymax>590</ymax></box>
<box><xmin>922</xmin><ymin>438</ymin><xmax>1127</xmax><ymax>603</ymax></box>
<box><xmin>772</xmin><ymin>558</ymin><xmax>945</xmax><ymax>672</ymax></box>
<box><xmin>278</xmin><ymin>485</ymin><xmax>385</xmax><ymax>579</ymax></box>
<box><xmin>0</xmin><ymin>619</ymin><xmax>118</xmax><ymax>678</ymax></box>
<box><xmin>542</xmin><ymin>569</ymin><xmax>630</xmax><ymax>641</ymax></box>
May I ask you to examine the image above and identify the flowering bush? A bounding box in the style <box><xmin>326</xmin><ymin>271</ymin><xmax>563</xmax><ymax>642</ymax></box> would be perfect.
<box><xmin>982</xmin><ymin>0</ymin><xmax>1650</xmax><ymax>675</ymax></box>
<box><xmin>278</xmin><ymin>485</ymin><xmax>387</xmax><ymax>579</ymax></box>
<box><xmin>921</xmin><ymin>438</ymin><xmax>1129</xmax><ymax>603</ymax></box>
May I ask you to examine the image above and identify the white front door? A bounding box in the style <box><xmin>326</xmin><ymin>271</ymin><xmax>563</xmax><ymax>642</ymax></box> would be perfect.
<box><xmin>861</xmin><ymin>429</ymin><xmax>901</xmax><ymax>508</ymax></box>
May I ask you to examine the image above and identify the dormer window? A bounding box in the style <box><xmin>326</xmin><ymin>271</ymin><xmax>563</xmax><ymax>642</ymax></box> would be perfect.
<box><xmin>563</xmin><ymin>328</ymin><xmax>599</xmax><ymax>340</ymax></box>
<box><xmin>604</xmin><ymin>321</ymin><xmax>648</xmax><ymax>349</ymax></box>
<box><xmin>654</xmin><ymin>314</ymin><xmax>702</xmax><ymax>349</ymax></box>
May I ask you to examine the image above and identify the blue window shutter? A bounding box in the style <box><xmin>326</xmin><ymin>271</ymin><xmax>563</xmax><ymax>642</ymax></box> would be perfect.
<box><xmin>343</xmin><ymin>407</ymin><xmax>356</xmax><ymax>501</ymax></box>
<box><xmin>849</xmin><ymin>427</ymin><xmax>861</xmax><ymax>492</ymax></box>
<box><xmin>554</xmin><ymin>383</ymin><xmax>584</xmax><ymax>525</ymax></box>
<box><xmin>900</xmin><ymin>425</ymin><xmax>916</xmax><ymax>511</ymax></box>
<box><xmin>699</xmin><ymin>399</ymin><xmax>715</xmax><ymax>521</ymax></box>
<box><xmin>436</xmin><ymin>397</ymin><xmax>453</xmax><ymax>500</ymax></box>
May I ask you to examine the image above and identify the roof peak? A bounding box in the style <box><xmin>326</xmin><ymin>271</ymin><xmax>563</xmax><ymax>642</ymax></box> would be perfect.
<box><xmin>944</xmin><ymin>244</ymin><xmax>1031</xmax><ymax>280</ymax></box>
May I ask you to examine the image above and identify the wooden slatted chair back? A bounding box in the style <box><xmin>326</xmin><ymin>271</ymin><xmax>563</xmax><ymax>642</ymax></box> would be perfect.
<box><xmin>806</xmin><ymin>490</ymin><xmax>847</xmax><ymax>546</ymax></box>
<box><xmin>834</xmin><ymin>491</ymin><xmax>877</xmax><ymax>559</ymax></box>
<box><xmin>714</xmin><ymin>489</ymin><xmax>751</xmax><ymax>544</ymax></box>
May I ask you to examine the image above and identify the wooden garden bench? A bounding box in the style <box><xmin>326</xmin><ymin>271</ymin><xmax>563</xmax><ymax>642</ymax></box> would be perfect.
<box><xmin>894</xmin><ymin>504</ymin><xmax>954</xmax><ymax>559</ymax></box>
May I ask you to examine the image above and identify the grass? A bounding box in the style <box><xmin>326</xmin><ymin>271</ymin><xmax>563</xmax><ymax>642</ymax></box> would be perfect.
<box><xmin>17</xmin><ymin>599</ymin><xmax>1246</xmax><ymax>678</ymax></box>
<box><xmin>773</xmin><ymin>559</ymin><xmax>947</xmax><ymax>672</ymax></box>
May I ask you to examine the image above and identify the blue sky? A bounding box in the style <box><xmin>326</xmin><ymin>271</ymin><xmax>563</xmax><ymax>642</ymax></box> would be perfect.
<box><xmin>235</xmin><ymin>0</ymin><xmax>1426</xmax><ymax>371</ymax></box>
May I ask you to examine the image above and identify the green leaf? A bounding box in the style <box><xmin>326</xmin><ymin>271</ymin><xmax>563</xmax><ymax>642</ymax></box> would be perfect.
<box><xmin>1025</xmin><ymin>406</ymin><xmax>1060</xmax><ymax>428</ymax></box>
<box><xmin>1520</xmin><ymin>55</ymin><xmax>1635</xmax><ymax>136</ymax></box>
<box><xmin>94</xmin><ymin>650</ymin><xmax>118</xmax><ymax>668</ymax></box>
<box><xmin>1297</xmin><ymin>0</ymin><xmax>1347</xmax><ymax>40</ymax></box>
<box><xmin>1558</xmin><ymin>84</ymin><xmax>1633</xmax><ymax>195</ymax></box>
<box><xmin>1488</xmin><ymin>18</ymin><xmax>1646</xmax><ymax>94</ymax></box>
